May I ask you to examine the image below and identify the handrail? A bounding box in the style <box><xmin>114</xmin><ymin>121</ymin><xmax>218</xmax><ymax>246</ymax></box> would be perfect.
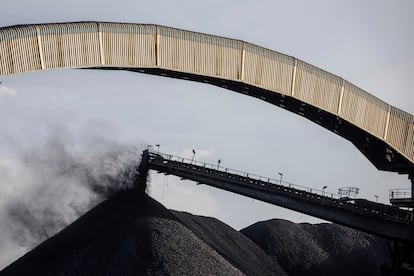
<box><xmin>390</xmin><ymin>189</ymin><xmax>412</xmax><ymax>200</ymax></box>
<box><xmin>148</xmin><ymin>150</ymin><xmax>341</xmax><ymax>199</ymax></box>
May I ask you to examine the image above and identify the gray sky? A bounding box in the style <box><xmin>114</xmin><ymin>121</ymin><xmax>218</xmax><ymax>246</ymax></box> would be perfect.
<box><xmin>0</xmin><ymin>0</ymin><xmax>413</xmax><ymax>250</ymax></box>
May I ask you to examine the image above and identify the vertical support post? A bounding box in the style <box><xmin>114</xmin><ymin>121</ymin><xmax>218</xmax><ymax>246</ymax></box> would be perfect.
<box><xmin>35</xmin><ymin>25</ymin><xmax>45</xmax><ymax>70</ymax></box>
<box><xmin>337</xmin><ymin>79</ymin><xmax>345</xmax><ymax>115</ymax></box>
<box><xmin>290</xmin><ymin>58</ymin><xmax>297</xmax><ymax>96</ymax></box>
<box><xmin>97</xmin><ymin>23</ymin><xmax>105</xmax><ymax>65</ymax></box>
<box><xmin>136</xmin><ymin>149</ymin><xmax>150</xmax><ymax>195</ymax></box>
<box><xmin>384</xmin><ymin>105</ymin><xmax>391</xmax><ymax>140</ymax></box>
<box><xmin>156</xmin><ymin>25</ymin><xmax>160</xmax><ymax>67</ymax></box>
<box><xmin>409</xmin><ymin>173</ymin><xmax>414</xmax><ymax>199</ymax></box>
<box><xmin>240</xmin><ymin>41</ymin><xmax>246</xmax><ymax>81</ymax></box>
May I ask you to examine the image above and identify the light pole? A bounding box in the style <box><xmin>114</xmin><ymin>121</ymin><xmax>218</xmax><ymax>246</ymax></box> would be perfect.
<box><xmin>278</xmin><ymin>172</ymin><xmax>283</xmax><ymax>185</ymax></box>
<box><xmin>156</xmin><ymin>144</ymin><xmax>160</xmax><ymax>154</ymax></box>
<box><xmin>374</xmin><ymin>195</ymin><xmax>379</xmax><ymax>202</ymax></box>
<box><xmin>322</xmin><ymin>185</ymin><xmax>328</xmax><ymax>196</ymax></box>
<box><xmin>218</xmin><ymin>159</ymin><xmax>221</xmax><ymax>170</ymax></box>
<box><xmin>191</xmin><ymin>149</ymin><xmax>196</xmax><ymax>164</ymax></box>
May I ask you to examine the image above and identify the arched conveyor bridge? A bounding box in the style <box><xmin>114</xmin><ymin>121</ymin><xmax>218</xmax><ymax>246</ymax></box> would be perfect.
<box><xmin>142</xmin><ymin>149</ymin><xmax>414</xmax><ymax>242</ymax></box>
<box><xmin>1</xmin><ymin>22</ymin><xmax>413</xmax><ymax>177</ymax></box>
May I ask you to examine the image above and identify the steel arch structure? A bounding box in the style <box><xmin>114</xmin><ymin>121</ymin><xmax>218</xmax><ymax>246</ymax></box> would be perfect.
<box><xmin>0</xmin><ymin>22</ymin><xmax>413</xmax><ymax>175</ymax></box>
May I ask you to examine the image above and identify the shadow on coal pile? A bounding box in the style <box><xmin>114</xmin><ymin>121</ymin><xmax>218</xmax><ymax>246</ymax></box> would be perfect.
<box><xmin>2</xmin><ymin>188</ymin><xmax>284</xmax><ymax>276</ymax></box>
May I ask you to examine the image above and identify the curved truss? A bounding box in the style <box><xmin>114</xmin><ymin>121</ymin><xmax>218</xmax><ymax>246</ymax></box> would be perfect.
<box><xmin>0</xmin><ymin>22</ymin><xmax>413</xmax><ymax>174</ymax></box>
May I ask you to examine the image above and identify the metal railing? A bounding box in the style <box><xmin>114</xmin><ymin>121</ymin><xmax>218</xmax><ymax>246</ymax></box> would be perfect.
<box><xmin>390</xmin><ymin>189</ymin><xmax>412</xmax><ymax>200</ymax></box>
<box><xmin>148</xmin><ymin>150</ymin><xmax>341</xmax><ymax>200</ymax></box>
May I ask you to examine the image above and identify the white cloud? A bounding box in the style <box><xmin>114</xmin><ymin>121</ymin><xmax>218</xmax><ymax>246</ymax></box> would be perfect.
<box><xmin>0</xmin><ymin>86</ymin><xmax>17</xmax><ymax>97</ymax></box>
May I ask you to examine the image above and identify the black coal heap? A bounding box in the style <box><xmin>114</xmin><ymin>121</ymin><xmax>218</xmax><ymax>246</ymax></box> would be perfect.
<box><xmin>1</xmin><ymin>189</ymin><xmax>284</xmax><ymax>276</ymax></box>
<box><xmin>2</xmin><ymin>187</ymin><xmax>391</xmax><ymax>276</ymax></box>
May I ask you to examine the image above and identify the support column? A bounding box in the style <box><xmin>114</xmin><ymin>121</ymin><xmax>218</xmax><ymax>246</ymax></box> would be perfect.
<box><xmin>156</xmin><ymin>26</ymin><xmax>160</xmax><ymax>67</ymax></box>
<box><xmin>97</xmin><ymin>23</ymin><xmax>105</xmax><ymax>65</ymax></box>
<box><xmin>337</xmin><ymin>79</ymin><xmax>345</xmax><ymax>115</ymax></box>
<box><xmin>383</xmin><ymin>105</ymin><xmax>391</xmax><ymax>140</ymax></box>
<box><xmin>290</xmin><ymin>59</ymin><xmax>297</xmax><ymax>96</ymax></box>
<box><xmin>136</xmin><ymin>149</ymin><xmax>150</xmax><ymax>195</ymax></box>
<box><xmin>240</xmin><ymin>42</ymin><xmax>246</xmax><ymax>81</ymax></box>
<box><xmin>410</xmin><ymin>173</ymin><xmax>414</xmax><ymax>199</ymax></box>
<box><xmin>35</xmin><ymin>26</ymin><xmax>45</xmax><ymax>70</ymax></box>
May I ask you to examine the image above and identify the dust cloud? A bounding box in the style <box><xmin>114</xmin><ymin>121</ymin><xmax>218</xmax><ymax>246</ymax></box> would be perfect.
<box><xmin>0</xmin><ymin>132</ymin><xmax>143</xmax><ymax>269</ymax></box>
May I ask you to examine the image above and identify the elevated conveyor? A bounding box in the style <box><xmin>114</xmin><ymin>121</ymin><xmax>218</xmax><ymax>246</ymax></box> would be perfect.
<box><xmin>141</xmin><ymin>149</ymin><xmax>414</xmax><ymax>242</ymax></box>
<box><xmin>1</xmin><ymin>22</ymin><xmax>413</xmax><ymax>175</ymax></box>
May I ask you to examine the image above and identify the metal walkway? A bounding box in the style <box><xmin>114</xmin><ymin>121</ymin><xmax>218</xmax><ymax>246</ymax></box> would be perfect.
<box><xmin>141</xmin><ymin>149</ymin><xmax>414</xmax><ymax>242</ymax></box>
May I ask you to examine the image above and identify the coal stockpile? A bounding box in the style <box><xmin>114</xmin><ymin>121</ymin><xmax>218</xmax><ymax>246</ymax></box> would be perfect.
<box><xmin>171</xmin><ymin>211</ymin><xmax>286</xmax><ymax>276</ymax></box>
<box><xmin>1</xmin><ymin>189</ymin><xmax>283</xmax><ymax>276</ymax></box>
<box><xmin>241</xmin><ymin>218</ymin><xmax>391</xmax><ymax>276</ymax></box>
<box><xmin>2</xmin><ymin>188</ymin><xmax>393</xmax><ymax>276</ymax></box>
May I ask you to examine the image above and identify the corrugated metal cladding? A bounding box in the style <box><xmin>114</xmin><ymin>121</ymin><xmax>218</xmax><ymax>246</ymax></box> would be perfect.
<box><xmin>37</xmin><ymin>23</ymin><xmax>100</xmax><ymax>69</ymax></box>
<box><xmin>0</xmin><ymin>25</ymin><xmax>41</xmax><ymax>75</ymax></box>
<box><xmin>340</xmin><ymin>82</ymin><xmax>388</xmax><ymax>138</ymax></box>
<box><xmin>159</xmin><ymin>26</ymin><xmax>243</xmax><ymax>80</ymax></box>
<box><xmin>387</xmin><ymin>108</ymin><xmax>414</xmax><ymax>160</ymax></box>
<box><xmin>0</xmin><ymin>22</ymin><xmax>413</xmax><ymax>167</ymax></box>
<box><xmin>244</xmin><ymin>43</ymin><xmax>294</xmax><ymax>95</ymax></box>
<box><xmin>294</xmin><ymin>61</ymin><xmax>342</xmax><ymax>113</ymax></box>
<box><xmin>101</xmin><ymin>23</ymin><xmax>156</xmax><ymax>67</ymax></box>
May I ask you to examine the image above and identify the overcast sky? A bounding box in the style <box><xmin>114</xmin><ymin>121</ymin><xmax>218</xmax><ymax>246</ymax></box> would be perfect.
<box><xmin>1</xmin><ymin>0</ymin><xmax>413</xmax><ymax>241</ymax></box>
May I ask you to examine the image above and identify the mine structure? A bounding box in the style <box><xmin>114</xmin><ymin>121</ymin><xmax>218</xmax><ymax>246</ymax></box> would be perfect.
<box><xmin>142</xmin><ymin>149</ymin><xmax>414</xmax><ymax>242</ymax></box>
<box><xmin>140</xmin><ymin>149</ymin><xmax>414</xmax><ymax>272</ymax></box>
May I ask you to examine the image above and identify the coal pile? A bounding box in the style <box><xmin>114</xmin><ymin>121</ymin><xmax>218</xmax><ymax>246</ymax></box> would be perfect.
<box><xmin>172</xmin><ymin>211</ymin><xmax>286</xmax><ymax>276</ymax></box>
<box><xmin>2</xmin><ymin>188</ymin><xmax>392</xmax><ymax>276</ymax></box>
<box><xmin>241</xmin><ymin>218</ymin><xmax>391</xmax><ymax>276</ymax></box>
<box><xmin>1</xmin><ymin>189</ymin><xmax>284</xmax><ymax>276</ymax></box>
